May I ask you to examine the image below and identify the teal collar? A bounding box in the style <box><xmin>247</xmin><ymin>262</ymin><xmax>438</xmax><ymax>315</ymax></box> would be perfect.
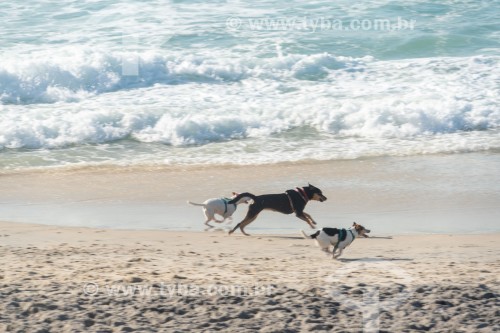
<box><xmin>222</xmin><ymin>198</ymin><xmax>235</xmax><ymax>215</ymax></box>
<box><xmin>348</xmin><ymin>229</ymin><xmax>355</xmax><ymax>240</ymax></box>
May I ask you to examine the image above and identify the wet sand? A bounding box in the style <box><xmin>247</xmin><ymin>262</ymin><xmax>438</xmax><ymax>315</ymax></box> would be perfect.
<box><xmin>1</xmin><ymin>153</ymin><xmax>499</xmax><ymax>234</ymax></box>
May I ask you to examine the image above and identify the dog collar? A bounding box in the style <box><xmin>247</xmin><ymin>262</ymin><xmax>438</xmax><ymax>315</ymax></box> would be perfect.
<box><xmin>348</xmin><ymin>229</ymin><xmax>355</xmax><ymax>240</ymax></box>
<box><xmin>221</xmin><ymin>198</ymin><xmax>235</xmax><ymax>214</ymax></box>
<box><xmin>295</xmin><ymin>187</ymin><xmax>309</xmax><ymax>203</ymax></box>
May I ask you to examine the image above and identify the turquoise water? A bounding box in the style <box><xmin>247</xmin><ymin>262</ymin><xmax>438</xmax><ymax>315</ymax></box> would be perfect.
<box><xmin>0</xmin><ymin>0</ymin><xmax>499</xmax><ymax>170</ymax></box>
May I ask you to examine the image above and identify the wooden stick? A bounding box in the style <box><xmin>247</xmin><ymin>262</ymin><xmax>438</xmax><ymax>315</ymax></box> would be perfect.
<box><xmin>365</xmin><ymin>236</ymin><xmax>393</xmax><ymax>239</ymax></box>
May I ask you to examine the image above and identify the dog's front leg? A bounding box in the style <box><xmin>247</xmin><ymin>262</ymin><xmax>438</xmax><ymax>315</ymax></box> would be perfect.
<box><xmin>302</xmin><ymin>212</ymin><xmax>317</xmax><ymax>225</ymax></box>
<box><xmin>296</xmin><ymin>213</ymin><xmax>315</xmax><ymax>229</ymax></box>
<box><xmin>331</xmin><ymin>246</ymin><xmax>339</xmax><ymax>259</ymax></box>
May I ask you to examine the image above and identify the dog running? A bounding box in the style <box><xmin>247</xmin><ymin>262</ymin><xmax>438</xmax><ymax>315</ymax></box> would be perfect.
<box><xmin>188</xmin><ymin>192</ymin><xmax>249</xmax><ymax>228</ymax></box>
<box><xmin>301</xmin><ymin>222</ymin><xmax>370</xmax><ymax>259</ymax></box>
<box><xmin>227</xmin><ymin>184</ymin><xmax>327</xmax><ymax>236</ymax></box>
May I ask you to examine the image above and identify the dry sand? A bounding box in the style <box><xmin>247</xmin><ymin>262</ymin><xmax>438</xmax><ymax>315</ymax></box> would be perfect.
<box><xmin>0</xmin><ymin>221</ymin><xmax>498</xmax><ymax>332</ymax></box>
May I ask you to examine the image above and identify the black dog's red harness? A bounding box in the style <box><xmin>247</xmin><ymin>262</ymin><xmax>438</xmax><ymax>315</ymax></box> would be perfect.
<box><xmin>285</xmin><ymin>187</ymin><xmax>308</xmax><ymax>213</ymax></box>
<box><xmin>295</xmin><ymin>187</ymin><xmax>309</xmax><ymax>203</ymax></box>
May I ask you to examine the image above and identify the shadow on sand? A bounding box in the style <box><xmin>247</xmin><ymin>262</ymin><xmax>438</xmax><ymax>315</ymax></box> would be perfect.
<box><xmin>339</xmin><ymin>257</ymin><xmax>413</xmax><ymax>262</ymax></box>
<box><xmin>265</xmin><ymin>235</ymin><xmax>305</xmax><ymax>240</ymax></box>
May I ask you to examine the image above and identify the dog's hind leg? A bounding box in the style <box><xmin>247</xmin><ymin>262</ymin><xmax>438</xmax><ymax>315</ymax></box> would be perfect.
<box><xmin>333</xmin><ymin>249</ymin><xmax>343</xmax><ymax>259</ymax></box>
<box><xmin>203</xmin><ymin>209</ymin><xmax>216</xmax><ymax>224</ymax></box>
<box><xmin>228</xmin><ymin>205</ymin><xmax>261</xmax><ymax>236</ymax></box>
<box><xmin>213</xmin><ymin>216</ymin><xmax>225</xmax><ymax>223</ymax></box>
<box><xmin>228</xmin><ymin>223</ymin><xmax>240</xmax><ymax>235</ymax></box>
<box><xmin>238</xmin><ymin>216</ymin><xmax>259</xmax><ymax>236</ymax></box>
<box><xmin>229</xmin><ymin>216</ymin><xmax>258</xmax><ymax>236</ymax></box>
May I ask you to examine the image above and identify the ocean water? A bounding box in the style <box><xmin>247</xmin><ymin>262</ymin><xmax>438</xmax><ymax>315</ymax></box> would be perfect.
<box><xmin>1</xmin><ymin>0</ymin><xmax>499</xmax><ymax>170</ymax></box>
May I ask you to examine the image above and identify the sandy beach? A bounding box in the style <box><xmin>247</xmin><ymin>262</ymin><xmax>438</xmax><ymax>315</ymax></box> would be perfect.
<box><xmin>2</xmin><ymin>0</ymin><xmax>500</xmax><ymax>331</ymax></box>
<box><xmin>1</xmin><ymin>221</ymin><xmax>498</xmax><ymax>332</ymax></box>
<box><xmin>1</xmin><ymin>156</ymin><xmax>499</xmax><ymax>332</ymax></box>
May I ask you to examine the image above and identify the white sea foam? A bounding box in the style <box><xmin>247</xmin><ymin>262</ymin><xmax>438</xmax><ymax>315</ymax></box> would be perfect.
<box><xmin>0</xmin><ymin>49</ymin><xmax>370</xmax><ymax>104</ymax></box>
<box><xmin>1</xmin><ymin>52</ymin><xmax>498</xmax><ymax>150</ymax></box>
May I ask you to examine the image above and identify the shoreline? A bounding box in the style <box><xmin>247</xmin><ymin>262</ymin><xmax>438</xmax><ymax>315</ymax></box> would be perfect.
<box><xmin>1</xmin><ymin>219</ymin><xmax>499</xmax><ymax>236</ymax></box>
<box><xmin>1</xmin><ymin>153</ymin><xmax>499</xmax><ymax>235</ymax></box>
<box><xmin>1</xmin><ymin>150</ymin><xmax>499</xmax><ymax>176</ymax></box>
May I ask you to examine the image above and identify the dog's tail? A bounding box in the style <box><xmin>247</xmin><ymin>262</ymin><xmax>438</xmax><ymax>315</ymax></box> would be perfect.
<box><xmin>301</xmin><ymin>230</ymin><xmax>320</xmax><ymax>239</ymax></box>
<box><xmin>187</xmin><ymin>201</ymin><xmax>206</xmax><ymax>207</ymax></box>
<box><xmin>228</xmin><ymin>192</ymin><xmax>256</xmax><ymax>205</ymax></box>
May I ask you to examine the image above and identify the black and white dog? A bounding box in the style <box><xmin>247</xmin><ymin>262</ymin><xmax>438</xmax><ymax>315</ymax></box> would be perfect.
<box><xmin>301</xmin><ymin>222</ymin><xmax>370</xmax><ymax>259</ymax></box>
<box><xmin>228</xmin><ymin>184</ymin><xmax>327</xmax><ymax>236</ymax></box>
<box><xmin>188</xmin><ymin>192</ymin><xmax>249</xmax><ymax>228</ymax></box>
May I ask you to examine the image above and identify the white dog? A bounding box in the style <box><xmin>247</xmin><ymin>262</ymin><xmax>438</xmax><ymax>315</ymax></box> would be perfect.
<box><xmin>301</xmin><ymin>222</ymin><xmax>370</xmax><ymax>259</ymax></box>
<box><xmin>188</xmin><ymin>192</ymin><xmax>250</xmax><ymax>227</ymax></box>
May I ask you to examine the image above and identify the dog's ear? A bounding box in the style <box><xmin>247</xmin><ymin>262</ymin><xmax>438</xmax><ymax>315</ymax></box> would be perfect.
<box><xmin>353</xmin><ymin>222</ymin><xmax>357</xmax><ymax>226</ymax></box>
<box><xmin>232</xmin><ymin>192</ymin><xmax>236</xmax><ymax>195</ymax></box>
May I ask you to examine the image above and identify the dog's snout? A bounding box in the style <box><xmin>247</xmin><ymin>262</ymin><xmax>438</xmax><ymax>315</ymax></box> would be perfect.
<box><xmin>321</xmin><ymin>195</ymin><xmax>327</xmax><ymax>202</ymax></box>
<box><xmin>365</xmin><ymin>229</ymin><xmax>371</xmax><ymax>233</ymax></box>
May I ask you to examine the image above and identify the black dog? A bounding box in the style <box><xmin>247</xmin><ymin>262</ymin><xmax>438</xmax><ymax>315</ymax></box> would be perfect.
<box><xmin>227</xmin><ymin>184</ymin><xmax>327</xmax><ymax>236</ymax></box>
